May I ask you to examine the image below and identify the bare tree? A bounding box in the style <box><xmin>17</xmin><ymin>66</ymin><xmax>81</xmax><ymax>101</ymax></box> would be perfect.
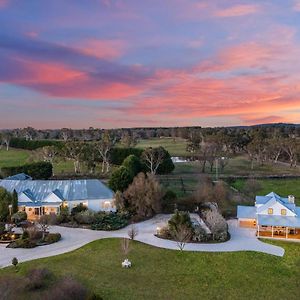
<box><xmin>1</xmin><ymin>132</ymin><xmax>12</xmax><ymax>151</ymax></box>
<box><xmin>37</xmin><ymin>215</ymin><xmax>50</xmax><ymax>240</ymax></box>
<box><xmin>128</xmin><ymin>225</ymin><xmax>138</xmax><ymax>240</ymax></box>
<box><xmin>97</xmin><ymin>131</ymin><xmax>115</xmax><ymax>173</ymax></box>
<box><xmin>60</xmin><ymin>128</ymin><xmax>73</xmax><ymax>141</ymax></box>
<box><xmin>120</xmin><ymin>132</ymin><xmax>137</xmax><ymax>148</ymax></box>
<box><xmin>142</xmin><ymin>147</ymin><xmax>165</xmax><ymax>174</ymax></box>
<box><xmin>21</xmin><ymin>127</ymin><xmax>36</xmax><ymax>140</ymax></box>
<box><xmin>171</xmin><ymin>224</ymin><xmax>192</xmax><ymax>251</ymax></box>
<box><xmin>282</xmin><ymin>138</ymin><xmax>299</xmax><ymax>167</ymax></box>
<box><xmin>121</xmin><ymin>238</ymin><xmax>131</xmax><ymax>257</ymax></box>
<box><xmin>33</xmin><ymin>146</ymin><xmax>60</xmax><ymax>164</ymax></box>
<box><xmin>63</xmin><ymin>142</ymin><xmax>84</xmax><ymax>173</ymax></box>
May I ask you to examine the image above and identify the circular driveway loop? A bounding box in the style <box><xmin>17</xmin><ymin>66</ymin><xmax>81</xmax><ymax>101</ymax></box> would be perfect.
<box><xmin>0</xmin><ymin>215</ymin><xmax>285</xmax><ymax>268</ymax></box>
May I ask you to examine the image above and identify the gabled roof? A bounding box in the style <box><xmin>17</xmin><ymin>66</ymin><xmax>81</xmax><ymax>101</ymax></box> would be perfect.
<box><xmin>257</xmin><ymin>197</ymin><xmax>296</xmax><ymax>216</ymax></box>
<box><xmin>0</xmin><ymin>179</ymin><xmax>114</xmax><ymax>203</ymax></box>
<box><xmin>22</xmin><ymin>189</ymin><xmax>36</xmax><ymax>201</ymax></box>
<box><xmin>237</xmin><ymin>206</ymin><xmax>257</xmax><ymax>219</ymax></box>
<box><xmin>255</xmin><ymin>192</ymin><xmax>296</xmax><ymax>212</ymax></box>
<box><xmin>5</xmin><ymin>173</ymin><xmax>32</xmax><ymax>181</ymax></box>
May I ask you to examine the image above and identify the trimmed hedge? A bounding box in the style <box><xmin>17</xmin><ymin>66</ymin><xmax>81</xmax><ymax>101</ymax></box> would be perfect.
<box><xmin>1</xmin><ymin>161</ymin><xmax>53</xmax><ymax>179</ymax></box>
<box><xmin>10</xmin><ymin>138</ymin><xmax>63</xmax><ymax>150</ymax></box>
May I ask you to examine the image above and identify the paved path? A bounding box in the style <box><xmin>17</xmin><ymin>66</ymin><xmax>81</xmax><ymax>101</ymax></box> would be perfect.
<box><xmin>0</xmin><ymin>215</ymin><xmax>285</xmax><ymax>268</ymax></box>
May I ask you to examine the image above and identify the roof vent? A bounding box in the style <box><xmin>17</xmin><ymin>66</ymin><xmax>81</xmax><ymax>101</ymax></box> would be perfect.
<box><xmin>288</xmin><ymin>195</ymin><xmax>295</xmax><ymax>204</ymax></box>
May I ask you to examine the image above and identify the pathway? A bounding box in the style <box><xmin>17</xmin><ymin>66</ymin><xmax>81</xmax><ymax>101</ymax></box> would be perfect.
<box><xmin>0</xmin><ymin>215</ymin><xmax>285</xmax><ymax>268</ymax></box>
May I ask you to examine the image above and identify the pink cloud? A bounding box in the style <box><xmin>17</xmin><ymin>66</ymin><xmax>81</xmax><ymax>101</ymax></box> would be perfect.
<box><xmin>293</xmin><ymin>1</ymin><xmax>300</xmax><ymax>11</ymax></box>
<box><xmin>75</xmin><ymin>38</ymin><xmax>126</xmax><ymax>60</ymax></box>
<box><xmin>214</xmin><ymin>4</ymin><xmax>260</xmax><ymax>17</ymax></box>
<box><xmin>0</xmin><ymin>0</ymin><xmax>8</xmax><ymax>8</ymax></box>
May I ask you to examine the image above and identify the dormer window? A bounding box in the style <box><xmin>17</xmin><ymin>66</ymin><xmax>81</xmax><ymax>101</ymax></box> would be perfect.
<box><xmin>268</xmin><ymin>208</ymin><xmax>273</xmax><ymax>215</ymax></box>
<box><xmin>281</xmin><ymin>209</ymin><xmax>287</xmax><ymax>216</ymax></box>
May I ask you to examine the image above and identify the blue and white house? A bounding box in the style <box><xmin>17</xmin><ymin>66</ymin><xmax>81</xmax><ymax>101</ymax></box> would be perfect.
<box><xmin>237</xmin><ymin>192</ymin><xmax>300</xmax><ymax>239</ymax></box>
<box><xmin>0</xmin><ymin>177</ymin><xmax>116</xmax><ymax>220</ymax></box>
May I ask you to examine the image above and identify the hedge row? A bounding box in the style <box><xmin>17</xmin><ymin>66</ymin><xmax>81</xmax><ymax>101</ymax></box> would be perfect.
<box><xmin>1</xmin><ymin>161</ymin><xmax>53</xmax><ymax>179</ymax></box>
<box><xmin>10</xmin><ymin>138</ymin><xmax>64</xmax><ymax>150</ymax></box>
<box><xmin>109</xmin><ymin>147</ymin><xmax>143</xmax><ymax>165</ymax></box>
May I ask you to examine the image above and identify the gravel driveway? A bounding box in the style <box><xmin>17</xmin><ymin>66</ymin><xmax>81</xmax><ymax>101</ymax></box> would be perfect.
<box><xmin>0</xmin><ymin>215</ymin><xmax>284</xmax><ymax>268</ymax></box>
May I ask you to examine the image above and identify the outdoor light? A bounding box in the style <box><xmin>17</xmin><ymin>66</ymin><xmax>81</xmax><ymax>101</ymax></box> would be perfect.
<box><xmin>156</xmin><ymin>227</ymin><xmax>161</xmax><ymax>235</ymax></box>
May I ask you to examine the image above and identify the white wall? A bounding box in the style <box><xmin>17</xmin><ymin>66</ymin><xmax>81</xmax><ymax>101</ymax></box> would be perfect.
<box><xmin>65</xmin><ymin>199</ymin><xmax>116</xmax><ymax>212</ymax></box>
<box><xmin>88</xmin><ymin>198</ymin><xmax>116</xmax><ymax>212</ymax></box>
<box><xmin>259</xmin><ymin>201</ymin><xmax>295</xmax><ymax>216</ymax></box>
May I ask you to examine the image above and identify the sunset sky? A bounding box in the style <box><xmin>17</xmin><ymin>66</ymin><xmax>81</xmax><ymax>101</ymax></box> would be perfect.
<box><xmin>0</xmin><ymin>0</ymin><xmax>300</xmax><ymax>129</ymax></box>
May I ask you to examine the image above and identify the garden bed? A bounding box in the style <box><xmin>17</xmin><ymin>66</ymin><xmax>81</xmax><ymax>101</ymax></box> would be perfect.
<box><xmin>6</xmin><ymin>233</ymin><xmax>61</xmax><ymax>249</ymax></box>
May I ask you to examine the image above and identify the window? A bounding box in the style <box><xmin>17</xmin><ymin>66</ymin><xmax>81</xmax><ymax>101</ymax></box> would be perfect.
<box><xmin>268</xmin><ymin>208</ymin><xmax>273</xmax><ymax>215</ymax></box>
<box><xmin>102</xmin><ymin>201</ymin><xmax>111</xmax><ymax>209</ymax></box>
<box><xmin>281</xmin><ymin>209</ymin><xmax>287</xmax><ymax>216</ymax></box>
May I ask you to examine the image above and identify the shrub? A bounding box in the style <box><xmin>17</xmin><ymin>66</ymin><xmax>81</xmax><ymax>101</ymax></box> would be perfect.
<box><xmin>74</xmin><ymin>210</ymin><xmax>96</xmax><ymax>224</ymax></box>
<box><xmin>161</xmin><ymin>190</ymin><xmax>177</xmax><ymax>213</ymax></box>
<box><xmin>202</xmin><ymin>209</ymin><xmax>228</xmax><ymax>242</ymax></box>
<box><xmin>121</xmin><ymin>172</ymin><xmax>163</xmax><ymax>219</ymax></box>
<box><xmin>0</xmin><ymin>187</ymin><xmax>12</xmax><ymax>221</ymax></box>
<box><xmin>26</xmin><ymin>224</ymin><xmax>43</xmax><ymax>241</ymax></box>
<box><xmin>110</xmin><ymin>147</ymin><xmax>143</xmax><ymax>165</ymax></box>
<box><xmin>1</xmin><ymin>161</ymin><xmax>53</xmax><ymax>179</ymax></box>
<box><xmin>108</xmin><ymin>166</ymin><xmax>134</xmax><ymax>192</ymax></box>
<box><xmin>11</xmin><ymin>211</ymin><xmax>27</xmax><ymax>224</ymax></box>
<box><xmin>7</xmin><ymin>238</ymin><xmax>37</xmax><ymax>248</ymax></box>
<box><xmin>192</xmin><ymin>225</ymin><xmax>209</xmax><ymax>242</ymax></box>
<box><xmin>91</xmin><ymin>212</ymin><xmax>129</xmax><ymax>231</ymax></box>
<box><xmin>57</xmin><ymin>206</ymin><xmax>70</xmax><ymax>223</ymax></box>
<box><xmin>0</xmin><ymin>222</ymin><xmax>5</xmax><ymax>235</ymax></box>
<box><xmin>168</xmin><ymin>210</ymin><xmax>193</xmax><ymax>234</ymax></box>
<box><xmin>122</xmin><ymin>154</ymin><xmax>143</xmax><ymax>176</ymax></box>
<box><xmin>46</xmin><ymin>276</ymin><xmax>88</xmax><ymax>300</ymax></box>
<box><xmin>10</xmin><ymin>138</ymin><xmax>63</xmax><ymax>151</ymax></box>
<box><xmin>25</xmin><ymin>268</ymin><xmax>52</xmax><ymax>290</ymax></box>
<box><xmin>156</xmin><ymin>226</ymin><xmax>172</xmax><ymax>239</ymax></box>
<box><xmin>71</xmin><ymin>203</ymin><xmax>87</xmax><ymax>216</ymax></box>
<box><xmin>44</xmin><ymin>233</ymin><xmax>61</xmax><ymax>244</ymax></box>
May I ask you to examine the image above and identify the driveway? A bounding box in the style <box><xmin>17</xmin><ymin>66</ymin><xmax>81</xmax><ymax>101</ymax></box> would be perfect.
<box><xmin>0</xmin><ymin>215</ymin><xmax>284</xmax><ymax>268</ymax></box>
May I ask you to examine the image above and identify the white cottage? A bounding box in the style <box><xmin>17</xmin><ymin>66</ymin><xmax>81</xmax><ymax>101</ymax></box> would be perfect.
<box><xmin>237</xmin><ymin>192</ymin><xmax>300</xmax><ymax>239</ymax></box>
<box><xmin>0</xmin><ymin>177</ymin><xmax>115</xmax><ymax>220</ymax></box>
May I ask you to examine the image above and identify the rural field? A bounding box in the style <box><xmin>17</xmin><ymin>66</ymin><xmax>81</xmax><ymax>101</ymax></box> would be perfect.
<box><xmin>1</xmin><ymin>239</ymin><xmax>299</xmax><ymax>300</ymax></box>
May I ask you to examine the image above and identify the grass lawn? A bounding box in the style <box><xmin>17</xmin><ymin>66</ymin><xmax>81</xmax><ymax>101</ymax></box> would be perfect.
<box><xmin>1</xmin><ymin>239</ymin><xmax>299</xmax><ymax>300</ymax></box>
<box><xmin>136</xmin><ymin>137</ymin><xmax>190</xmax><ymax>156</ymax></box>
<box><xmin>232</xmin><ymin>178</ymin><xmax>300</xmax><ymax>206</ymax></box>
<box><xmin>0</xmin><ymin>148</ymin><xmax>31</xmax><ymax>168</ymax></box>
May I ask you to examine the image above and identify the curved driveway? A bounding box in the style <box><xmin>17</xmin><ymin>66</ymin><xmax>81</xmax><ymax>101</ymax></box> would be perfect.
<box><xmin>0</xmin><ymin>215</ymin><xmax>284</xmax><ymax>268</ymax></box>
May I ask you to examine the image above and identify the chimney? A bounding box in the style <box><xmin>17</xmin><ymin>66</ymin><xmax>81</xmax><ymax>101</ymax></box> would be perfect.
<box><xmin>288</xmin><ymin>195</ymin><xmax>295</xmax><ymax>204</ymax></box>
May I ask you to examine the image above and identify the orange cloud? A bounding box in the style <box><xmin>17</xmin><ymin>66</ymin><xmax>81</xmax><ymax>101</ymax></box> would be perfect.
<box><xmin>214</xmin><ymin>4</ymin><xmax>260</xmax><ymax>17</ymax></box>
